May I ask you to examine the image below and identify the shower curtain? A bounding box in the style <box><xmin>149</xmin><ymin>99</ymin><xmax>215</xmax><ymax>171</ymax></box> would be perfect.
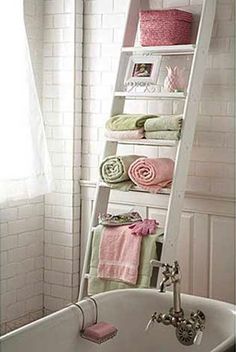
<box><xmin>0</xmin><ymin>0</ymin><xmax>52</xmax><ymax>203</ymax></box>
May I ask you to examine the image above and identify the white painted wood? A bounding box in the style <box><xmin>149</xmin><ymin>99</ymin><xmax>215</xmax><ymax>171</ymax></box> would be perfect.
<box><xmin>99</xmin><ymin>181</ymin><xmax>171</xmax><ymax>195</ymax></box>
<box><xmin>159</xmin><ymin>0</ymin><xmax>217</xmax><ymax>276</ymax></box>
<box><xmin>209</xmin><ymin>216</ymin><xmax>235</xmax><ymax>304</ymax></box>
<box><xmin>176</xmin><ymin>213</ymin><xmax>194</xmax><ymax>295</ymax></box>
<box><xmin>106</xmin><ymin>138</ymin><xmax>178</xmax><ymax>147</ymax></box>
<box><xmin>122</xmin><ymin>0</ymin><xmax>142</xmax><ymax>47</ymax></box>
<box><xmin>122</xmin><ymin>44</ymin><xmax>196</xmax><ymax>55</ymax></box>
<box><xmin>79</xmin><ymin>0</ymin><xmax>144</xmax><ymax>300</ymax></box>
<box><xmin>80</xmin><ymin>181</ymin><xmax>234</xmax><ymax>218</ymax></box>
<box><xmin>80</xmin><ymin>199</ymin><xmax>92</xmax><ymax>275</ymax></box>
<box><xmin>114</xmin><ymin>91</ymin><xmax>186</xmax><ymax>99</ymax></box>
<box><xmin>79</xmin><ymin>184</ymin><xmax>111</xmax><ymax>298</ymax></box>
<box><xmin>191</xmin><ymin>214</ymin><xmax>209</xmax><ymax>298</ymax></box>
<box><xmin>79</xmin><ymin>0</ymin><xmax>217</xmax><ymax>299</ymax></box>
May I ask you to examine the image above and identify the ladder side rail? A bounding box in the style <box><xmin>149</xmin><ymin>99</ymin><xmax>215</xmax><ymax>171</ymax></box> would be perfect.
<box><xmin>159</xmin><ymin>0</ymin><xmax>217</xmax><ymax>274</ymax></box>
<box><xmin>79</xmin><ymin>185</ymin><xmax>112</xmax><ymax>299</ymax></box>
<box><xmin>123</xmin><ymin>0</ymin><xmax>148</xmax><ymax>47</ymax></box>
<box><xmin>111</xmin><ymin>0</ymin><xmax>144</xmax><ymax>115</ymax></box>
<box><xmin>79</xmin><ymin>0</ymin><xmax>144</xmax><ymax>300</ymax></box>
<box><xmin>79</xmin><ymin>139</ymin><xmax>118</xmax><ymax>299</ymax></box>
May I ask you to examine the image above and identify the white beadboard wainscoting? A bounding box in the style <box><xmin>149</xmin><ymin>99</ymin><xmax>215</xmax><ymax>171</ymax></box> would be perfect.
<box><xmin>80</xmin><ymin>181</ymin><xmax>235</xmax><ymax>305</ymax></box>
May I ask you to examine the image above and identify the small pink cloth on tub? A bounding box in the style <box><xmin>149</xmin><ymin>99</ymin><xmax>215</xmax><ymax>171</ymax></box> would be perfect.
<box><xmin>105</xmin><ymin>128</ymin><xmax>144</xmax><ymax>140</ymax></box>
<box><xmin>128</xmin><ymin>157</ymin><xmax>174</xmax><ymax>193</ymax></box>
<box><xmin>98</xmin><ymin>225</ymin><xmax>142</xmax><ymax>285</ymax></box>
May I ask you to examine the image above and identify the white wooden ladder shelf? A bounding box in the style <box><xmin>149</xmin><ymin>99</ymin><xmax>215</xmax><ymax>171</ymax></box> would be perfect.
<box><xmin>79</xmin><ymin>0</ymin><xmax>216</xmax><ymax>300</ymax></box>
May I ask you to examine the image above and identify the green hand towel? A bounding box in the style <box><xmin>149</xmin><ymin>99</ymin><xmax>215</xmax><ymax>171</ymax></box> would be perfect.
<box><xmin>88</xmin><ymin>225</ymin><xmax>164</xmax><ymax>295</ymax></box>
<box><xmin>144</xmin><ymin>115</ymin><xmax>182</xmax><ymax>131</ymax></box>
<box><xmin>145</xmin><ymin>131</ymin><xmax>181</xmax><ymax>140</ymax></box>
<box><xmin>106</xmin><ymin>114</ymin><xmax>158</xmax><ymax>131</ymax></box>
<box><xmin>100</xmin><ymin>155</ymin><xmax>142</xmax><ymax>191</ymax></box>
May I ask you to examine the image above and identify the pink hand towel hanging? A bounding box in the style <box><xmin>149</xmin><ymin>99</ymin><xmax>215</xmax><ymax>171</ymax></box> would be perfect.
<box><xmin>98</xmin><ymin>225</ymin><xmax>142</xmax><ymax>285</ymax></box>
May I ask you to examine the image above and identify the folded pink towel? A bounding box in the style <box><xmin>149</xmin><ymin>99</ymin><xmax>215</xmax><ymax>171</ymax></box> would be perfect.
<box><xmin>105</xmin><ymin>128</ymin><xmax>144</xmax><ymax>140</ymax></box>
<box><xmin>128</xmin><ymin>158</ymin><xmax>174</xmax><ymax>193</ymax></box>
<box><xmin>98</xmin><ymin>225</ymin><xmax>142</xmax><ymax>285</ymax></box>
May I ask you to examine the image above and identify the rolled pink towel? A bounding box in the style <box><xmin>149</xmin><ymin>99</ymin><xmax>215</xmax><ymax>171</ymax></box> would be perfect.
<box><xmin>128</xmin><ymin>158</ymin><xmax>174</xmax><ymax>193</ymax></box>
<box><xmin>105</xmin><ymin>128</ymin><xmax>144</xmax><ymax>140</ymax></box>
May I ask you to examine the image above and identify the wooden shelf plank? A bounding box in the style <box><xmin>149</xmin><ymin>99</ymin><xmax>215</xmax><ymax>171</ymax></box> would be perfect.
<box><xmin>122</xmin><ymin>44</ymin><xmax>196</xmax><ymax>55</ymax></box>
<box><xmin>114</xmin><ymin>91</ymin><xmax>186</xmax><ymax>99</ymax></box>
<box><xmin>106</xmin><ymin>138</ymin><xmax>178</xmax><ymax>147</ymax></box>
<box><xmin>99</xmin><ymin>182</ymin><xmax>171</xmax><ymax>195</ymax></box>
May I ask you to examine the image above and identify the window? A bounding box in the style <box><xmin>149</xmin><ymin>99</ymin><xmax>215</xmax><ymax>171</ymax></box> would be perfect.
<box><xmin>0</xmin><ymin>0</ymin><xmax>52</xmax><ymax>203</ymax></box>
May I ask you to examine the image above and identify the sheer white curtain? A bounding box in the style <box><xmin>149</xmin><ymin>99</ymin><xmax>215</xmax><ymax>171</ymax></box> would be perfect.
<box><xmin>0</xmin><ymin>0</ymin><xmax>52</xmax><ymax>203</ymax></box>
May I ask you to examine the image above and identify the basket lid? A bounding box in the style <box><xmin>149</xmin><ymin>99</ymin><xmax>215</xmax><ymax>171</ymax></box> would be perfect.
<box><xmin>140</xmin><ymin>9</ymin><xmax>193</xmax><ymax>23</ymax></box>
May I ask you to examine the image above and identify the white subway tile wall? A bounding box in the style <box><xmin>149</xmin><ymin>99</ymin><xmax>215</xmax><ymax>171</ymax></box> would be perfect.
<box><xmin>0</xmin><ymin>0</ymin><xmax>83</xmax><ymax>333</ymax></box>
<box><xmin>43</xmin><ymin>0</ymin><xmax>82</xmax><ymax>315</ymax></box>
<box><xmin>0</xmin><ymin>0</ymin><xmax>44</xmax><ymax>334</ymax></box>
<box><xmin>82</xmin><ymin>0</ymin><xmax>235</xmax><ymax>198</ymax></box>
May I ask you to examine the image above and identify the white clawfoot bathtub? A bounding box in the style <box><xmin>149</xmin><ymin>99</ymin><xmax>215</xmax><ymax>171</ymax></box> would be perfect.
<box><xmin>0</xmin><ymin>289</ymin><xmax>235</xmax><ymax>352</ymax></box>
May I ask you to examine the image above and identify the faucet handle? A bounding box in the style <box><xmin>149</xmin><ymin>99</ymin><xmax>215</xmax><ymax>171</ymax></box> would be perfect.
<box><xmin>190</xmin><ymin>310</ymin><xmax>206</xmax><ymax>325</ymax></box>
<box><xmin>145</xmin><ymin>312</ymin><xmax>157</xmax><ymax>332</ymax></box>
<box><xmin>150</xmin><ymin>260</ymin><xmax>172</xmax><ymax>273</ymax></box>
<box><xmin>170</xmin><ymin>261</ymin><xmax>181</xmax><ymax>283</ymax></box>
<box><xmin>150</xmin><ymin>259</ymin><xmax>163</xmax><ymax>267</ymax></box>
<box><xmin>193</xmin><ymin>330</ymin><xmax>203</xmax><ymax>345</ymax></box>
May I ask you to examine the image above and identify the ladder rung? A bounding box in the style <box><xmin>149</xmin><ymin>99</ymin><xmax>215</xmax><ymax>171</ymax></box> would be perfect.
<box><xmin>157</xmin><ymin>235</ymin><xmax>164</xmax><ymax>244</ymax></box>
<box><xmin>106</xmin><ymin>138</ymin><xmax>178</xmax><ymax>147</ymax></box>
<box><xmin>122</xmin><ymin>44</ymin><xmax>196</xmax><ymax>55</ymax></box>
<box><xmin>84</xmin><ymin>273</ymin><xmax>89</xmax><ymax>279</ymax></box>
<box><xmin>99</xmin><ymin>182</ymin><xmax>171</xmax><ymax>195</ymax></box>
<box><xmin>91</xmin><ymin>226</ymin><xmax>164</xmax><ymax>240</ymax></box>
<box><xmin>114</xmin><ymin>91</ymin><xmax>186</xmax><ymax>99</ymax></box>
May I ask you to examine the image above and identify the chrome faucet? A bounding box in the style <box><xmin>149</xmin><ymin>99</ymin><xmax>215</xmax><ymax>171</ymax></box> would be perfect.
<box><xmin>147</xmin><ymin>260</ymin><xmax>206</xmax><ymax>346</ymax></box>
<box><xmin>159</xmin><ymin>260</ymin><xmax>182</xmax><ymax>315</ymax></box>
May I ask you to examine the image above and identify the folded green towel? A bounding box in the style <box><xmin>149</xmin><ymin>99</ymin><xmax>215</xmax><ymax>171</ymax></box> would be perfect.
<box><xmin>106</xmin><ymin>114</ymin><xmax>158</xmax><ymax>131</ymax></box>
<box><xmin>145</xmin><ymin>131</ymin><xmax>181</xmax><ymax>140</ymax></box>
<box><xmin>100</xmin><ymin>155</ymin><xmax>142</xmax><ymax>191</ymax></box>
<box><xmin>144</xmin><ymin>115</ymin><xmax>182</xmax><ymax>132</ymax></box>
<box><xmin>88</xmin><ymin>225</ymin><xmax>164</xmax><ymax>295</ymax></box>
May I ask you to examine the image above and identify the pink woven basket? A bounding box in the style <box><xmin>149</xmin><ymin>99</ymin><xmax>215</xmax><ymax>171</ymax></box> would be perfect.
<box><xmin>140</xmin><ymin>9</ymin><xmax>193</xmax><ymax>46</ymax></box>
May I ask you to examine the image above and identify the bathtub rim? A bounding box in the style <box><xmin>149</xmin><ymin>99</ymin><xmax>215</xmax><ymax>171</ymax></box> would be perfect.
<box><xmin>0</xmin><ymin>288</ymin><xmax>235</xmax><ymax>352</ymax></box>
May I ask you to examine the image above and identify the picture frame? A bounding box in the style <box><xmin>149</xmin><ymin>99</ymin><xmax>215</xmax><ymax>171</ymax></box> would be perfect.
<box><xmin>124</xmin><ymin>55</ymin><xmax>162</xmax><ymax>86</ymax></box>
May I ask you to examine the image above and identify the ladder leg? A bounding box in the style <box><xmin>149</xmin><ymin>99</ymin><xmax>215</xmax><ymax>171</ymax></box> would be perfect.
<box><xmin>79</xmin><ymin>141</ymin><xmax>118</xmax><ymax>299</ymax></box>
<box><xmin>79</xmin><ymin>186</ymin><xmax>111</xmax><ymax>300</ymax></box>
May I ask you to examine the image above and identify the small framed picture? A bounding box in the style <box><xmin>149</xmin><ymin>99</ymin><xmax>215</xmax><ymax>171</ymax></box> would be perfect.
<box><xmin>124</xmin><ymin>56</ymin><xmax>161</xmax><ymax>85</ymax></box>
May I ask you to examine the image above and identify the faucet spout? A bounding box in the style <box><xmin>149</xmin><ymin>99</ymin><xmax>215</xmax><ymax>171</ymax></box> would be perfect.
<box><xmin>159</xmin><ymin>279</ymin><xmax>166</xmax><ymax>293</ymax></box>
<box><xmin>150</xmin><ymin>259</ymin><xmax>182</xmax><ymax>313</ymax></box>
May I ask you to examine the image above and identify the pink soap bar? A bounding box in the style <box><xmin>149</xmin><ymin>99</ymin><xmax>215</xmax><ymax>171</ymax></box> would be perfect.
<box><xmin>82</xmin><ymin>322</ymin><xmax>118</xmax><ymax>344</ymax></box>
